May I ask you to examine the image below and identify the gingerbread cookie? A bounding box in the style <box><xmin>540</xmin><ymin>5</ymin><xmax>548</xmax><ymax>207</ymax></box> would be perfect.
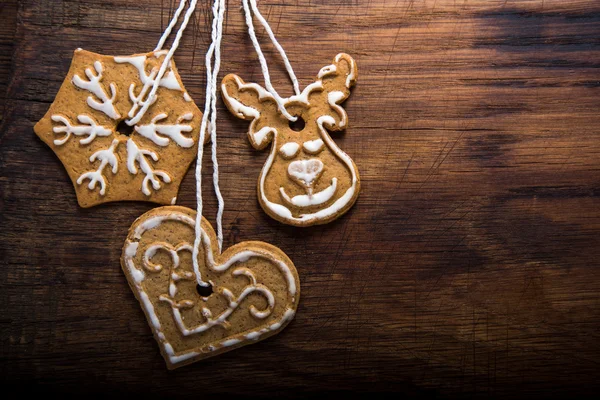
<box><xmin>221</xmin><ymin>53</ymin><xmax>360</xmax><ymax>226</ymax></box>
<box><xmin>34</xmin><ymin>49</ymin><xmax>204</xmax><ymax>207</ymax></box>
<box><xmin>122</xmin><ymin>206</ymin><xmax>300</xmax><ymax>369</ymax></box>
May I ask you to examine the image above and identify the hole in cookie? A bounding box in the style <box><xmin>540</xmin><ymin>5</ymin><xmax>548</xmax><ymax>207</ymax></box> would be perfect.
<box><xmin>116</xmin><ymin>120</ymin><xmax>135</xmax><ymax>137</ymax></box>
<box><xmin>196</xmin><ymin>283</ymin><xmax>213</xmax><ymax>298</ymax></box>
<box><xmin>289</xmin><ymin>115</ymin><xmax>306</xmax><ymax>132</ymax></box>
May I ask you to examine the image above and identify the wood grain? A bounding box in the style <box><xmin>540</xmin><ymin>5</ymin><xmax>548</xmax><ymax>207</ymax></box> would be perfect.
<box><xmin>0</xmin><ymin>0</ymin><xmax>18</xmax><ymax>121</ymax></box>
<box><xmin>1</xmin><ymin>0</ymin><xmax>600</xmax><ymax>397</ymax></box>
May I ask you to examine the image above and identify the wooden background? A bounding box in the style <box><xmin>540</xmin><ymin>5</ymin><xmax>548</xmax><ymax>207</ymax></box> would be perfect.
<box><xmin>1</xmin><ymin>0</ymin><xmax>599</xmax><ymax>397</ymax></box>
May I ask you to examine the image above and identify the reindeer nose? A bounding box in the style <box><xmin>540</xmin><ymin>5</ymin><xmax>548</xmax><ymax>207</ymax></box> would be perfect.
<box><xmin>288</xmin><ymin>159</ymin><xmax>324</xmax><ymax>188</ymax></box>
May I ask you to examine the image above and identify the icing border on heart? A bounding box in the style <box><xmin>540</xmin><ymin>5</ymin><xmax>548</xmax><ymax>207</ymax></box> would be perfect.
<box><xmin>121</xmin><ymin>206</ymin><xmax>300</xmax><ymax>369</ymax></box>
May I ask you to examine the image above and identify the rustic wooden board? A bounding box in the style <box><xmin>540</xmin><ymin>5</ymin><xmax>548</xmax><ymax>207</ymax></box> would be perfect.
<box><xmin>1</xmin><ymin>0</ymin><xmax>600</xmax><ymax>397</ymax></box>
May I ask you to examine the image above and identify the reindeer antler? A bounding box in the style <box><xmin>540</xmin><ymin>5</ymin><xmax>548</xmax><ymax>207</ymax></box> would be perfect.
<box><xmin>316</xmin><ymin>53</ymin><xmax>358</xmax><ymax>131</ymax></box>
<box><xmin>221</xmin><ymin>74</ymin><xmax>280</xmax><ymax>149</ymax></box>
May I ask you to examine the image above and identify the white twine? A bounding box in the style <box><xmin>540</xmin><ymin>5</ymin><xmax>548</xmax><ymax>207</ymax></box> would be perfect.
<box><xmin>154</xmin><ymin>0</ymin><xmax>188</xmax><ymax>51</ymax></box>
<box><xmin>126</xmin><ymin>0</ymin><xmax>199</xmax><ymax>126</ymax></box>
<box><xmin>249</xmin><ymin>0</ymin><xmax>300</xmax><ymax>96</ymax></box>
<box><xmin>242</xmin><ymin>0</ymin><xmax>300</xmax><ymax>121</ymax></box>
<box><xmin>193</xmin><ymin>0</ymin><xmax>226</xmax><ymax>286</ymax></box>
<box><xmin>209</xmin><ymin>0</ymin><xmax>227</xmax><ymax>254</ymax></box>
<box><xmin>190</xmin><ymin>0</ymin><xmax>299</xmax><ymax>285</ymax></box>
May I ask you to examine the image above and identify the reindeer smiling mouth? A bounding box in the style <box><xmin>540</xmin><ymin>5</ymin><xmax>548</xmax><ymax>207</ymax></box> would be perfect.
<box><xmin>221</xmin><ymin>53</ymin><xmax>360</xmax><ymax>227</ymax></box>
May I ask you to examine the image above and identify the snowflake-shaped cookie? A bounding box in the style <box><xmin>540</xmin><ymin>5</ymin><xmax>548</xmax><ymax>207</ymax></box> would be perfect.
<box><xmin>34</xmin><ymin>49</ymin><xmax>203</xmax><ymax>207</ymax></box>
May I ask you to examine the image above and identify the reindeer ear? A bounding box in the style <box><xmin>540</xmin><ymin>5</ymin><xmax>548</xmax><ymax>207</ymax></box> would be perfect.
<box><xmin>316</xmin><ymin>54</ymin><xmax>358</xmax><ymax>130</ymax></box>
<box><xmin>221</xmin><ymin>74</ymin><xmax>279</xmax><ymax>149</ymax></box>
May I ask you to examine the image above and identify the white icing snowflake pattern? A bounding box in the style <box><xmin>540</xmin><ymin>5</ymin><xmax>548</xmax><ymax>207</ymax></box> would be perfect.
<box><xmin>34</xmin><ymin>49</ymin><xmax>201</xmax><ymax>206</ymax></box>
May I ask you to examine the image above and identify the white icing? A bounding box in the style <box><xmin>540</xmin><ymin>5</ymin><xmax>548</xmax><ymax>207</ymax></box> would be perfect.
<box><xmin>114</xmin><ymin>53</ymin><xmax>182</xmax><ymax>91</ymax></box>
<box><xmin>171</xmin><ymin>197</ymin><xmax>177</xmax><ymax>205</ymax></box>
<box><xmin>58</xmin><ymin>54</ymin><xmax>196</xmax><ymax>198</ymax></box>
<box><xmin>158</xmin><ymin>74</ymin><xmax>181</xmax><ymax>91</ymax></box>
<box><xmin>258</xmin><ymin>146</ymin><xmax>295</xmax><ymax>221</ymax></box>
<box><xmin>52</xmin><ymin>55</ymin><xmax>196</xmax><ymax>198</ymax></box>
<box><xmin>258</xmin><ymin>116</ymin><xmax>358</xmax><ymax>223</ymax></box>
<box><xmin>129</xmin><ymin>211</ymin><xmax>296</xmax><ymax>297</ymax></box>
<box><xmin>222</xmin><ymin>76</ymin><xmax>323</xmax><ymax>121</ymax></box>
<box><xmin>243</xmin><ymin>321</ymin><xmax>295</xmax><ymax>340</ymax></box>
<box><xmin>125</xmin><ymin>241</ymin><xmax>139</xmax><ymax>257</ymax></box>
<box><xmin>154</xmin><ymin>255</ymin><xmax>279</xmax><ymax>336</ymax></box>
<box><xmin>229</xmin><ymin>74</ymin><xmax>323</xmax><ymax>107</ymax></box>
<box><xmin>128</xmin><ymin>211</ymin><xmax>296</xmax><ymax>299</ymax></box>
<box><xmin>169</xmin><ymin>282</ymin><xmax>177</xmax><ymax>298</ymax></box>
<box><xmin>143</xmin><ymin>244</ymin><xmax>168</xmax><ymax>272</ymax></box>
<box><xmin>279</xmin><ymin>142</ymin><xmax>300</xmax><ymax>158</ymax></box>
<box><xmin>165</xmin><ymin>279</ymin><xmax>274</xmax><ymax>336</ymax></box>
<box><xmin>122</xmin><ymin>210</ymin><xmax>298</xmax><ymax>365</ymax></box>
<box><xmin>152</xmin><ymin>50</ymin><xmax>182</xmax><ymax>90</ymax></box>
<box><xmin>134</xmin><ymin>112</ymin><xmax>194</xmax><ymax>148</ymax></box>
<box><xmin>139</xmin><ymin>290</ymin><xmax>161</xmax><ymax>330</ymax></box>
<box><xmin>220</xmin><ymin>338</ymin><xmax>242</xmax><ymax>348</ymax></box>
<box><xmin>233</xmin><ymin>267</ymin><xmax>255</xmax><ymax>279</ymax></box>
<box><xmin>221</xmin><ymin>82</ymin><xmax>260</xmax><ymax>119</ymax></box>
<box><xmin>245</xmin><ymin>331</ymin><xmax>263</xmax><ymax>340</ymax></box>
<box><xmin>269</xmin><ymin>307</ymin><xmax>296</xmax><ymax>331</ymax></box>
<box><xmin>114</xmin><ymin>55</ymin><xmax>146</xmax><ymax>77</ymax></box>
<box><xmin>142</xmin><ymin>243</ymin><xmax>194</xmax><ymax>297</ymax></box>
<box><xmin>318</xmin><ymin>64</ymin><xmax>337</xmax><ymax>79</ymax></box>
<box><xmin>126</xmin><ymin>257</ymin><xmax>145</xmax><ymax>283</ymax></box>
<box><xmin>76</xmin><ymin>139</ymin><xmax>119</xmax><ymax>195</ymax></box>
<box><xmin>222</xmin><ymin>53</ymin><xmax>359</xmax><ymax>225</ymax></box>
<box><xmin>287</xmin><ymin>81</ymin><xmax>323</xmax><ymax>105</ymax></box>
<box><xmin>249</xmin><ymin>290</ymin><xmax>275</xmax><ymax>318</ymax></box>
<box><xmin>287</xmin><ymin>159</ymin><xmax>323</xmax><ymax>187</ymax></box>
<box><xmin>335</xmin><ymin>53</ymin><xmax>357</xmax><ymax>88</ymax></box>
<box><xmin>327</xmin><ymin>91</ymin><xmax>347</xmax><ymax>128</ymax></box>
<box><xmin>280</xmin><ymin>178</ymin><xmax>337</xmax><ymax>207</ymax></box>
<box><xmin>72</xmin><ymin>61</ymin><xmax>120</xmax><ymax>120</ymax></box>
<box><xmin>127</xmin><ymin>268</ymin><xmax>200</xmax><ymax>365</ymax></box>
<box><xmin>115</xmin><ymin>53</ymin><xmax>183</xmax><ymax>124</ymax></box>
<box><xmin>183</xmin><ymin>92</ymin><xmax>192</xmax><ymax>102</ymax></box>
<box><xmin>252</xmin><ymin>126</ymin><xmax>275</xmax><ymax>147</ymax></box>
<box><xmin>51</xmin><ymin>114</ymin><xmax>111</xmax><ymax>145</ymax></box>
<box><xmin>164</xmin><ymin>342</ymin><xmax>200</xmax><ymax>364</ymax></box>
<box><xmin>134</xmin><ymin>213</ymin><xmax>194</xmax><ymax>239</ymax></box>
<box><xmin>230</xmin><ymin>75</ymin><xmax>276</xmax><ymax>101</ymax></box>
<box><xmin>302</xmin><ymin>139</ymin><xmax>325</xmax><ymax>154</ymax></box>
<box><xmin>126</xmin><ymin>139</ymin><xmax>171</xmax><ymax>196</ymax></box>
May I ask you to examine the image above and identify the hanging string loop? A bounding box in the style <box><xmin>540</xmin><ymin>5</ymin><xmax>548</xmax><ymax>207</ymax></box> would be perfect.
<box><xmin>192</xmin><ymin>0</ymin><xmax>226</xmax><ymax>286</ymax></box>
<box><xmin>242</xmin><ymin>0</ymin><xmax>301</xmax><ymax>121</ymax></box>
<box><xmin>191</xmin><ymin>0</ymin><xmax>301</xmax><ymax>284</ymax></box>
<box><xmin>126</xmin><ymin>0</ymin><xmax>199</xmax><ymax>126</ymax></box>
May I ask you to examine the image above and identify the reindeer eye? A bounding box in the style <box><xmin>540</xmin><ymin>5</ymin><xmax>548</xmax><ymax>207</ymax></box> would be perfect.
<box><xmin>279</xmin><ymin>142</ymin><xmax>300</xmax><ymax>159</ymax></box>
<box><xmin>303</xmin><ymin>139</ymin><xmax>325</xmax><ymax>155</ymax></box>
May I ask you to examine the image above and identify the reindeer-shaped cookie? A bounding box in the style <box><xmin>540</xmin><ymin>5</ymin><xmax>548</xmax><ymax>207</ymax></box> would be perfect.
<box><xmin>221</xmin><ymin>54</ymin><xmax>360</xmax><ymax>226</ymax></box>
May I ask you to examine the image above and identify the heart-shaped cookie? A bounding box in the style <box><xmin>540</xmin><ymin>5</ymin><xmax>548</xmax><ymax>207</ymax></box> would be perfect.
<box><xmin>121</xmin><ymin>206</ymin><xmax>300</xmax><ymax>369</ymax></box>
